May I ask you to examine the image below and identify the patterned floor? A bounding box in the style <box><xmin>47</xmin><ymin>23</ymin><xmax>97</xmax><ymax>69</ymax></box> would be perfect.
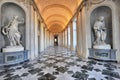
<box><xmin>0</xmin><ymin>46</ymin><xmax>120</xmax><ymax>80</ymax></box>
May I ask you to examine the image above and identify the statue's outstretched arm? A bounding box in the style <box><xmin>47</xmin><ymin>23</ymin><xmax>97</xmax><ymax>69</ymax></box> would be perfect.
<box><xmin>5</xmin><ymin>19</ymin><xmax>14</xmax><ymax>28</ymax></box>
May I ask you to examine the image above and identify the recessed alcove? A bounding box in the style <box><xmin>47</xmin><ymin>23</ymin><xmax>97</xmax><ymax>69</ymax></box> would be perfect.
<box><xmin>1</xmin><ymin>2</ymin><xmax>26</xmax><ymax>49</ymax></box>
<box><xmin>0</xmin><ymin>2</ymin><xmax>28</xmax><ymax>65</ymax></box>
<box><xmin>90</xmin><ymin>6</ymin><xmax>112</xmax><ymax>48</ymax></box>
<box><xmin>89</xmin><ymin>6</ymin><xmax>116</xmax><ymax>62</ymax></box>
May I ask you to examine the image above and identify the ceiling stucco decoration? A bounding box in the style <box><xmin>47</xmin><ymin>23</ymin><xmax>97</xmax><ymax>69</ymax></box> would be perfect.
<box><xmin>35</xmin><ymin>0</ymin><xmax>82</xmax><ymax>33</ymax></box>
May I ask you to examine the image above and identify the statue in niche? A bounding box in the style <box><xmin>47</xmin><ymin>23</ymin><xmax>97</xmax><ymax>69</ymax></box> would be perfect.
<box><xmin>2</xmin><ymin>16</ymin><xmax>24</xmax><ymax>46</ymax></box>
<box><xmin>93</xmin><ymin>16</ymin><xmax>111</xmax><ymax>49</ymax></box>
<box><xmin>93</xmin><ymin>16</ymin><xmax>106</xmax><ymax>45</ymax></box>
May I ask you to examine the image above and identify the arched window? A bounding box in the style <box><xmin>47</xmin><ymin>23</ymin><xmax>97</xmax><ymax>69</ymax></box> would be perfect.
<box><xmin>73</xmin><ymin>18</ymin><xmax>77</xmax><ymax>50</ymax></box>
<box><xmin>68</xmin><ymin>25</ymin><xmax>71</xmax><ymax>48</ymax></box>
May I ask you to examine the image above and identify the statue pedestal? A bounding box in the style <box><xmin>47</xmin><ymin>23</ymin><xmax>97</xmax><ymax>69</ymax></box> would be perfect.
<box><xmin>88</xmin><ymin>48</ymin><xmax>117</xmax><ymax>62</ymax></box>
<box><xmin>93</xmin><ymin>44</ymin><xmax>111</xmax><ymax>49</ymax></box>
<box><xmin>2</xmin><ymin>46</ymin><xmax>24</xmax><ymax>52</ymax></box>
<box><xmin>0</xmin><ymin>50</ymin><xmax>28</xmax><ymax>66</ymax></box>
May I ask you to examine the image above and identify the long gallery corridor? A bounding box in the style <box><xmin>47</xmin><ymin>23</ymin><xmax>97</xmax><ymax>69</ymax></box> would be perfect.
<box><xmin>0</xmin><ymin>46</ymin><xmax>120</xmax><ymax>80</ymax></box>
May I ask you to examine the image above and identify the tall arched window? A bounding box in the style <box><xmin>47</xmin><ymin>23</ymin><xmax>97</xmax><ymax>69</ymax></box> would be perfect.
<box><xmin>65</xmin><ymin>29</ymin><xmax>67</xmax><ymax>47</ymax></box>
<box><xmin>68</xmin><ymin>25</ymin><xmax>70</xmax><ymax>48</ymax></box>
<box><xmin>73</xmin><ymin>18</ymin><xmax>77</xmax><ymax>50</ymax></box>
<box><xmin>63</xmin><ymin>32</ymin><xmax>64</xmax><ymax>46</ymax></box>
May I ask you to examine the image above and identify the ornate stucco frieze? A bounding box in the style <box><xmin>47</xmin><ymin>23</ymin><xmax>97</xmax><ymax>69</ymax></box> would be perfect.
<box><xmin>91</xmin><ymin>0</ymin><xmax>105</xmax><ymax>4</ymax></box>
<box><xmin>16</xmin><ymin>0</ymin><xmax>31</xmax><ymax>8</ymax></box>
<box><xmin>0</xmin><ymin>0</ymin><xmax>31</xmax><ymax>6</ymax></box>
<box><xmin>85</xmin><ymin>0</ymin><xmax>115</xmax><ymax>10</ymax></box>
<box><xmin>17</xmin><ymin>0</ymin><xmax>31</xmax><ymax>5</ymax></box>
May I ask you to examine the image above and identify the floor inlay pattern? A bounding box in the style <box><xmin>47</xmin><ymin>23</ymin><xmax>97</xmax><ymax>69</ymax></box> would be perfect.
<box><xmin>0</xmin><ymin>46</ymin><xmax>120</xmax><ymax>80</ymax></box>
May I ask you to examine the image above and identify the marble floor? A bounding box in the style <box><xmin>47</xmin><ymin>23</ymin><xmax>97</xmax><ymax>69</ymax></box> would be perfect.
<box><xmin>0</xmin><ymin>46</ymin><xmax>120</xmax><ymax>80</ymax></box>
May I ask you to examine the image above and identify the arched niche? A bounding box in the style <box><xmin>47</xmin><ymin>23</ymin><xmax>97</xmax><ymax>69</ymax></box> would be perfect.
<box><xmin>1</xmin><ymin>2</ymin><xmax>26</xmax><ymax>48</ymax></box>
<box><xmin>90</xmin><ymin>6</ymin><xmax>113</xmax><ymax>48</ymax></box>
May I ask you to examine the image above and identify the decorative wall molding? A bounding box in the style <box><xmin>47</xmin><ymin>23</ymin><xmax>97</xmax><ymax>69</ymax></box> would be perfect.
<box><xmin>91</xmin><ymin>0</ymin><xmax>105</xmax><ymax>4</ymax></box>
<box><xmin>0</xmin><ymin>0</ymin><xmax>31</xmax><ymax>8</ymax></box>
<box><xmin>85</xmin><ymin>0</ymin><xmax>105</xmax><ymax>10</ymax></box>
<box><xmin>17</xmin><ymin>0</ymin><xmax>25</xmax><ymax>2</ymax></box>
<box><xmin>85</xmin><ymin>0</ymin><xmax>118</xmax><ymax>10</ymax></box>
<box><xmin>17</xmin><ymin>0</ymin><xmax>31</xmax><ymax>6</ymax></box>
<box><xmin>17</xmin><ymin>0</ymin><xmax>30</xmax><ymax>3</ymax></box>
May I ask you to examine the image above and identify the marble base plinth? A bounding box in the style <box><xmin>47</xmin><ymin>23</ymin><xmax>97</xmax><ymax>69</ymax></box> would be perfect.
<box><xmin>93</xmin><ymin>44</ymin><xmax>111</xmax><ymax>49</ymax></box>
<box><xmin>88</xmin><ymin>48</ymin><xmax>117</xmax><ymax>62</ymax></box>
<box><xmin>2</xmin><ymin>46</ymin><xmax>24</xmax><ymax>52</ymax></box>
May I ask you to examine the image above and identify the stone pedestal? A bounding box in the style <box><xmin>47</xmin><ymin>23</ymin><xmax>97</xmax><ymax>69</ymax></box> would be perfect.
<box><xmin>88</xmin><ymin>48</ymin><xmax>117</xmax><ymax>62</ymax></box>
<box><xmin>2</xmin><ymin>46</ymin><xmax>24</xmax><ymax>52</ymax></box>
<box><xmin>93</xmin><ymin>44</ymin><xmax>111</xmax><ymax>49</ymax></box>
<box><xmin>0</xmin><ymin>50</ymin><xmax>28</xmax><ymax>66</ymax></box>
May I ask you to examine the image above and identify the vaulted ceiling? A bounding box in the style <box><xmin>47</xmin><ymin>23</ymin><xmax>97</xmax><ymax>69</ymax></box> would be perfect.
<box><xmin>34</xmin><ymin>0</ymin><xmax>82</xmax><ymax>33</ymax></box>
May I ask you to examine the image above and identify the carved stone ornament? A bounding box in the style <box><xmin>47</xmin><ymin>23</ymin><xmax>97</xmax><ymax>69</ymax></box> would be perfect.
<box><xmin>85</xmin><ymin>0</ymin><xmax>105</xmax><ymax>10</ymax></box>
<box><xmin>91</xmin><ymin>0</ymin><xmax>105</xmax><ymax>4</ymax></box>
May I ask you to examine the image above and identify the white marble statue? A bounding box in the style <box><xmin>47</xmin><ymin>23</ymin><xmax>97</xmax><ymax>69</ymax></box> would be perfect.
<box><xmin>2</xmin><ymin>16</ymin><xmax>24</xmax><ymax>46</ymax></box>
<box><xmin>93</xmin><ymin>16</ymin><xmax>106</xmax><ymax>45</ymax></box>
<box><xmin>93</xmin><ymin>16</ymin><xmax>111</xmax><ymax>49</ymax></box>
